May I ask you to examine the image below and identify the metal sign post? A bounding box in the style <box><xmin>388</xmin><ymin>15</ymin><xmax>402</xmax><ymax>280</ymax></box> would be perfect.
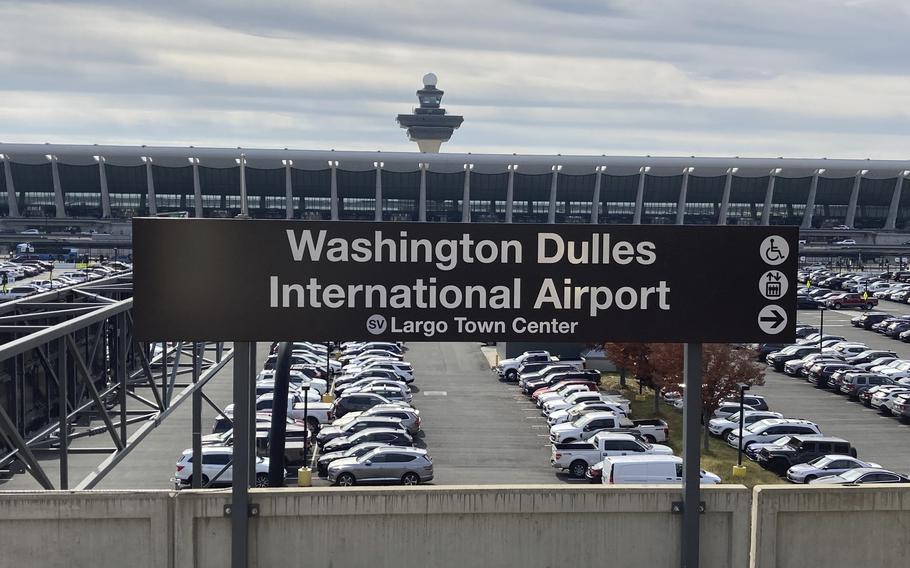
<box><xmin>682</xmin><ymin>343</ymin><xmax>703</xmax><ymax>568</ymax></box>
<box><xmin>231</xmin><ymin>342</ymin><xmax>253</xmax><ymax>568</ymax></box>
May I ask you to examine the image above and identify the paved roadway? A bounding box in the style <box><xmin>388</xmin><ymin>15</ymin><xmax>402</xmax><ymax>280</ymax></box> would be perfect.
<box><xmin>399</xmin><ymin>342</ymin><xmax>568</xmax><ymax>484</ymax></box>
<box><xmin>752</xmin><ymin>299</ymin><xmax>910</xmax><ymax>475</ymax></box>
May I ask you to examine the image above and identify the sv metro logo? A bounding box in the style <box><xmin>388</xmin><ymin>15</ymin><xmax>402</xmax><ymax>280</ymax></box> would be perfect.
<box><xmin>366</xmin><ymin>314</ymin><xmax>387</xmax><ymax>335</ymax></box>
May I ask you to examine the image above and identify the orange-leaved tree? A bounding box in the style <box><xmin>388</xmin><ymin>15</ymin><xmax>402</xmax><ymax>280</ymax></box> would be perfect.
<box><xmin>648</xmin><ymin>343</ymin><xmax>766</xmax><ymax>449</ymax></box>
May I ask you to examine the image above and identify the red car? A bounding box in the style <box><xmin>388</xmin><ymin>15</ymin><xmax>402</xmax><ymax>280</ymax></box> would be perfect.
<box><xmin>531</xmin><ymin>380</ymin><xmax>598</xmax><ymax>402</ymax></box>
<box><xmin>825</xmin><ymin>293</ymin><xmax>877</xmax><ymax>310</ymax></box>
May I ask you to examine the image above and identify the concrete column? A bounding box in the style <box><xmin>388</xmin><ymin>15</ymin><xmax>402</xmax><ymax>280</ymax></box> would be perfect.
<box><xmin>844</xmin><ymin>171</ymin><xmax>864</xmax><ymax>228</ymax></box>
<box><xmin>718</xmin><ymin>169</ymin><xmax>734</xmax><ymax>225</ymax></box>
<box><xmin>48</xmin><ymin>156</ymin><xmax>66</xmax><ymax>218</ymax></box>
<box><xmin>591</xmin><ymin>168</ymin><xmax>603</xmax><ymax>224</ymax></box>
<box><xmin>505</xmin><ymin>167</ymin><xmax>515</xmax><ymax>223</ymax></box>
<box><xmin>143</xmin><ymin>159</ymin><xmax>157</xmax><ymax>215</ymax></box>
<box><xmin>374</xmin><ymin>163</ymin><xmax>383</xmax><ymax>222</ymax></box>
<box><xmin>884</xmin><ymin>174</ymin><xmax>906</xmax><ymax>230</ymax></box>
<box><xmin>97</xmin><ymin>158</ymin><xmax>111</xmax><ymax>218</ymax></box>
<box><xmin>329</xmin><ymin>162</ymin><xmax>339</xmax><ymax>220</ymax></box>
<box><xmin>418</xmin><ymin>164</ymin><xmax>427</xmax><ymax>222</ymax></box>
<box><xmin>633</xmin><ymin>168</ymin><xmax>647</xmax><ymax>224</ymax></box>
<box><xmin>238</xmin><ymin>154</ymin><xmax>249</xmax><ymax>218</ymax></box>
<box><xmin>547</xmin><ymin>167</ymin><xmax>559</xmax><ymax>224</ymax></box>
<box><xmin>461</xmin><ymin>164</ymin><xmax>472</xmax><ymax>223</ymax></box>
<box><xmin>190</xmin><ymin>160</ymin><xmax>203</xmax><ymax>218</ymax></box>
<box><xmin>761</xmin><ymin>171</ymin><xmax>779</xmax><ymax>226</ymax></box>
<box><xmin>675</xmin><ymin>169</ymin><xmax>691</xmax><ymax>225</ymax></box>
<box><xmin>801</xmin><ymin>170</ymin><xmax>821</xmax><ymax>229</ymax></box>
<box><xmin>1</xmin><ymin>155</ymin><xmax>19</xmax><ymax>217</ymax></box>
<box><xmin>284</xmin><ymin>161</ymin><xmax>293</xmax><ymax>219</ymax></box>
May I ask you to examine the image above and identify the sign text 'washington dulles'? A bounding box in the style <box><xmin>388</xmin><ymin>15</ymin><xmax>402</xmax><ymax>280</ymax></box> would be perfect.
<box><xmin>133</xmin><ymin>219</ymin><xmax>797</xmax><ymax>342</ymax></box>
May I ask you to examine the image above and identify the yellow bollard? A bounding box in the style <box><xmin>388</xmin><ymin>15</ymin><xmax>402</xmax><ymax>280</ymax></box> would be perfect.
<box><xmin>297</xmin><ymin>467</ymin><xmax>312</xmax><ymax>487</ymax></box>
<box><xmin>732</xmin><ymin>465</ymin><xmax>747</xmax><ymax>478</ymax></box>
<box><xmin>321</xmin><ymin>393</ymin><xmax>334</xmax><ymax>404</ymax></box>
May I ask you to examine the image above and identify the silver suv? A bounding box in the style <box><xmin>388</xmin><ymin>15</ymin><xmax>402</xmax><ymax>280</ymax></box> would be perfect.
<box><xmin>327</xmin><ymin>446</ymin><xmax>433</xmax><ymax>486</ymax></box>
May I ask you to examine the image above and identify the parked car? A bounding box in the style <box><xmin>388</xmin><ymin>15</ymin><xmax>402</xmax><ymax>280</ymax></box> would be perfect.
<box><xmin>550</xmin><ymin>432</ymin><xmax>673</xmax><ymax>477</ymax></box>
<box><xmin>321</xmin><ymin>427</ymin><xmax>414</xmax><ymax>453</ymax></box>
<box><xmin>809</xmin><ymin>468</ymin><xmax>910</xmax><ymax>485</ymax></box>
<box><xmin>727</xmin><ymin>419</ymin><xmax>822</xmax><ymax>449</ymax></box>
<box><xmin>316</xmin><ymin>416</ymin><xmax>407</xmax><ymax>447</ymax></box>
<box><xmin>327</xmin><ymin>446</ymin><xmax>433</xmax><ymax>486</ymax></box>
<box><xmin>599</xmin><ymin>455</ymin><xmax>720</xmax><ymax>485</ymax></box>
<box><xmin>332</xmin><ymin>392</ymin><xmax>399</xmax><ymax>418</ymax></box>
<box><xmin>756</xmin><ymin>436</ymin><xmax>857</xmax><ymax>475</ymax></box>
<box><xmin>786</xmin><ymin>455</ymin><xmax>882</xmax><ymax>483</ymax></box>
<box><xmin>172</xmin><ymin>446</ymin><xmax>269</xmax><ymax>489</ymax></box>
<box><xmin>707</xmin><ymin>411</ymin><xmax>783</xmax><ymax>439</ymax></box>
<box><xmin>315</xmin><ymin>442</ymin><xmax>390</xmax><ymax>477</ymax></box>
<box><xmin>713</xmin><ymin>401</ymin><xmax>757</xmax><ymax>419</ymax></box>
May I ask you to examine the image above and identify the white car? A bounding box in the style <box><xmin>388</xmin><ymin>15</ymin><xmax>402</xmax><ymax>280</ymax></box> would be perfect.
<box><xmin>536</xmin><ymin>384</ymin><xmax>594</xmax><ymax>407</ymax></box>
<box><xmin>786</xmin><ymin>455</ymin><xmax>881</xmax><ymax>484</ymax></box>
<box><xmin>547</xmin><ymin>401</ymin><xmax>628</xmax><ymax>426</ymax></box>
<box><xmin>707</xmin><ymin>411</ymin><xmax>783</xmax><ymax>439</ymax></box>
<box><xmin>870</xmin><ymin>387</ymin><xmax>910</xmax><ymax>412</ymax></box>
<box><xmin>19</xmin><ymin>228</ymin><xmax>40</xmax><ymax>234</ymax></box>
<box><xmin>343</xmin><ymin>360</ymin><xmax>414</xmax><ymax>382</ymax></box>
<box><xmin>712</xmin><ymin>401</ymin><xmax>756</xmax><ymax>419</ymax></box>
<box><xmin>172</xmin><ymin>446</ymin><xmax>269</xmax><ymax>488</ymax></box>
<box><xmin>542</xmin><ymin>392</ymin><xmax>626</xmax><ymax>416</ymax></box>
<box><xmin>600</xmin><ymin>455</ymin><xmax>721</xmax><ymax>485</ymax></box>
<box><xmin>835</xmin><ymin>239</ymin><xmax>856</xmax><ymax>245</ymax></box>
<box><xmin>726</xmin><ymin>419</ymin><xmax>821</xmax><ymax>449</ymax></box>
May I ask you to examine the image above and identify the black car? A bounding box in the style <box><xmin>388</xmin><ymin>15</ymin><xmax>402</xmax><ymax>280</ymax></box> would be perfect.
<box><xmin>845</xmin><ymin>350</ymin><xmax>897</xmax><ymax>365</ymax></box>
<box><xmin>885</xmin><ymin>321</ymin><xmax>910</xmax><ymax>338</ymax></box>
<box><xmin>522</xmin><ymin>369</ymin><xmax>601</xmax><ymax>395</ymax></box>
<box><xmin>796</xmin><ymin>296</ymin><xmax>820</xmax><ymax>309</ymax></box>
<box><xmin>320</xmin><ymin>428</ymin><xmax>414</xmax><ymax>453</ymax></box>
<box><xmin>756</xmin><ymin>343</ymin><xmax>791</xmax><ymax>362</ymax></box>
<box><xmin>855</xmin><ymin>312</ymin><xmax>890</xmax><ymax>330</ymax></box>
<box><xmin>332</xmin><ymin>393</ymin><xmax>395</xmax><ymax>418</ymax></box>
<box><xmin>807</xmin><ymin>363</ymin><xmax>855</xmax><ymax>388</ymax></box>
<box><xmin>757</xmin><ymin>435</ymin><xmax>856</xmax><ymax>475</ymax></box>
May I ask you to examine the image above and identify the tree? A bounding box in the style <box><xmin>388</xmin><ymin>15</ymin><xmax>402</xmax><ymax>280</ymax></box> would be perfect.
<box><xmin>648</xmin><ymin>343</ymin><xmax>766</xmax><ymax>450</ymax></box>
<box><xmin>604</xmin><ymin>343</ymin><xmax>661</xmax><ymax>411</ymax></box>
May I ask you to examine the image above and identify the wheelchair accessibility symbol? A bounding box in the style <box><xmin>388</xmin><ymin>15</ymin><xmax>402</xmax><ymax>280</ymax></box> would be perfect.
<box><xmin>760</xmin><ymin>235</ymin><xmax>789</xmax><ymax>266</ymax></box>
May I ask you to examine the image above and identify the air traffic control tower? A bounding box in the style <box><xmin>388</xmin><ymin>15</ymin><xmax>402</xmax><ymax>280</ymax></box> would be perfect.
<box><xmin>396</xmin><ymin>73</ymin><xmax>463</xmax><ymax>153</ymax></box>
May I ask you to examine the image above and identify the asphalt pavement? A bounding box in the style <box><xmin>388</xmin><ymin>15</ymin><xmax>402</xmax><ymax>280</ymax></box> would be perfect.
<box><xmin>752</xmin><ymin>299</ymin><xmax>910</xmax><ymax>475</ymax></box>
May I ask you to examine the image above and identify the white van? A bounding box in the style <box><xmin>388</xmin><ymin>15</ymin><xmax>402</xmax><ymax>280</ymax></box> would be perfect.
<box><xmin>600</xmin><ymin>455</ymin><xmax>721</xmax><ymax>485</ymax></box>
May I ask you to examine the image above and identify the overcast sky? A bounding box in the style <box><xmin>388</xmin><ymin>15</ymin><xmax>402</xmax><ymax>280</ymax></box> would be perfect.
<box><xmin>1</xmin><ymin>0</ymin><xmax>909</xmax><ymax>159</ymax></box>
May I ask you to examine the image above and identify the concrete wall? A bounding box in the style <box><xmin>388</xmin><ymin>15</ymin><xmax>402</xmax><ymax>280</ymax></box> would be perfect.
<box><xmin>173</xmin><ymin>485</ymin><xmax>753</xmax><ymax>568</ymax></box>
<box><xmin>3</xmin><ymin>485</ymin><xmax>910</xmax><ymax>568</ymax></box>
<box><xmin>0</xmin><ymin>490</ymin><xmax>172</xmax><ymax>568</ymax></box>
<box><xmin>750</xmin><ymin>484</ymin><xmax>910</xmax><ymax>568</ymax></box>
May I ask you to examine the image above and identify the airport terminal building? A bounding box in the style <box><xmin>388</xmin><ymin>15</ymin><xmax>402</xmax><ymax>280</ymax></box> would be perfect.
<box><xmin>1</xmin><ymin>144</ymin><xmax>910</xmax><ymax>230</ymax></box>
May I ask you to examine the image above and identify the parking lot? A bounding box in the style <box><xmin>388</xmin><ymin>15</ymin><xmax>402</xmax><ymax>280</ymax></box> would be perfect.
<box><xmin>753</xmin><ymin>297</ymin><xmax>910</xmax><ymax>475</ymax></box>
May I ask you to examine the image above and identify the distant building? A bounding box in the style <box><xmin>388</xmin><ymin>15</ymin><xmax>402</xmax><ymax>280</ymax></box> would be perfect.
<box><xmin>1</xmin><ymin>146</ymin><xmax>909</xmax><ymax>229</ymax></box>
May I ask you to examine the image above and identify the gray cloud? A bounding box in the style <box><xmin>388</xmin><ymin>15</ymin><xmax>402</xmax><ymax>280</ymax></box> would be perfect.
<box><xmin>1</xmin><ymin>0</ymin><xmax>909</xmax><ymax>158</ymax></box>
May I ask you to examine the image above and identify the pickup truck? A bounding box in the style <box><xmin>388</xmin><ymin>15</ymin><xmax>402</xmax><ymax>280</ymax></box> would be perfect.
<box><xmin>496</xmin><ymin>351</ymin><xmax>585</xmax><ymax>382</ymax></box>
<box><xmin>550</xmin><ymin>432</ymin><xmax>674</xmax><ymax>477</ymax></box>
<box><xmin>225</xmin><ymin>392</ymin><xmax>333</xmax><ymax>428</ymax></box>
<box><xmin>548</xmin><ymin>411</ymin><xmax>669</xmax><ymax>444</ymax></box>
<box><xmin>825</xmin><ymin>292</ymin><xmax>877</xmax><ymax>310</ymax></box>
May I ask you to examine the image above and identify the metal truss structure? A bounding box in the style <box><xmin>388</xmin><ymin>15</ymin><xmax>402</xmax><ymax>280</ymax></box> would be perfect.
<box><xmin>0</xmin><ymin>273</ymin><xmax>231</xmax><ymax>490</ymax></box>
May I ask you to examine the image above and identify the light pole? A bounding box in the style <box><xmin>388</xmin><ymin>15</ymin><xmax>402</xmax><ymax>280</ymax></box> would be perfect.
<box><xmin>818</xmin><ymin>306</ymin><xmax>827</xmax><ymax>353</ymax></box>
<box><xmin>736</xmin><ymin>383</ymin><xmax>750</xmax><ymax>467</ymax></box>
<box><xmin>302</xmin><ymin>384</ymin><xmax>310</xmax><ymax>465</ymax></box>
